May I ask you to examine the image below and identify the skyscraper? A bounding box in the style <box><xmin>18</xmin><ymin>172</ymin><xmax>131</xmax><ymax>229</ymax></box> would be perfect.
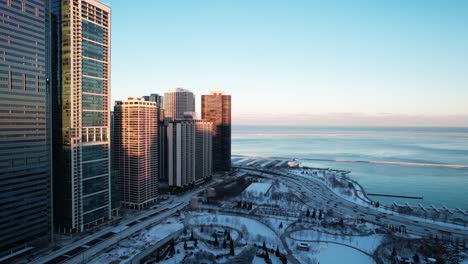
<box><xmin>167</xmin><ymin>120</ymin><xmax>195</xmax><ymax>187</ymax></box>
<box><xmin>113</xmin><ymin>98</ymin><xmax>158</xmax><ymax>209</ymax></box>
<box><xmin>195</xmin><ymin>120</ymin><xmax>213</xmax><ymax>184</ymax></box>
<box><xmin>0</xmin><ymin>0</ymin><xmax>52</xmax><ymax>257</ymax></box>
<box><xmin>52</xmin><ymin>0</ymin><xmax>111</xmax><ymax>232</ymax></box>
<box><xmin>201</xmin><ymin>92</ymin><xmax>231</xmax><ymax>172</ymax></box>
<box><xmin>164</xmin><ymin>88</ymin><xmax>195</xmax><ymax>121</ymax></box>
<box><xmin>143</xmin><ymin>94</ymin><xmax>167</xmax><ymax>182</ymax></box>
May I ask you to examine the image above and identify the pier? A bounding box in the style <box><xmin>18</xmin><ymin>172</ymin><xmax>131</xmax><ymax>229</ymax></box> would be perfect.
<box><xmin>443</xmin><ymin>206</ymin><xmax>454</xmax><ymax>215</ymax></box>
<box><xmin>418</xmin><ymin>203</ymin><xmax>427</xmax><ymax>212</ymax></box>
<box><xmin>456</xmin><ymin>208</ymin><xmax>467</xmax><ymax>216</ymax></box>
<box><xmin>367</xmin><ymin>193</ymin><xmax>423</xmax><ymax>200</ymax></box>
<box><xmin>430</xmin><ymin>205</ymin><xmax>440</xmax><ymax>213</ymax></box>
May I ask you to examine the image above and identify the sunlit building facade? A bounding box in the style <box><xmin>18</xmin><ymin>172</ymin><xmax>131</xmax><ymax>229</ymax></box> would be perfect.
<box><xmin>113</xmin><ymin>98</ymin><xmax>158</xmax><ymax>209</ymax></box>
<box><xmin>0</xmin><ymin>0</ymin><xmax>52</xmax><ymax>257</ymax></box>
<box><xmin>164</xmin><ymin>88</ymin><xmax>195</xmax><ymax>121</ymax></box>
<box><xmin>52</xmin><ymin>0</ymin><xmax>111</xmax><ymax>232</ymax></box>
<box><xmin>195</xmin><ymin>120</ymin><xmax>213</xmax><ymax>184</ymax></box>
<box><xmin>201</xmin><ymin>92</ymin><xmax>231</xmax><ymax>172</ymax></box>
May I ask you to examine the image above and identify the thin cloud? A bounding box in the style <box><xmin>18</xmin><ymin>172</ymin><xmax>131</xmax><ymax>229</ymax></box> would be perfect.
<box><xmin>233</xmin><ymin>112</ymin><xmax>468</xmax><ymax>127</ymax></box>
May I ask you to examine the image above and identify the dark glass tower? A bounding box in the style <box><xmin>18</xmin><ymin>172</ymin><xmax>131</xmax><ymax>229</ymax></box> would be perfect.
<box><xmin>201</xmin><ymin>92</ymin><xmax>231</xmax><ymax>172</ymax></box>
<box><xmin>0</xmin><ymin>0</ymin><xmax>52</xmax><ymax>258</ymax></box>
<box><xmin>52</xmin><ymin>0</ymin><xmax>111</xmax><ymax>232</ymax></box>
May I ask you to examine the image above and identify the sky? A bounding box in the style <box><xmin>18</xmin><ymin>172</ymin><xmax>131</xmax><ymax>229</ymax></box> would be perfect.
<box><xmin>107</xmin><ymin>0</ymin><xmax>468</xmax><ymax>126</ymax></box>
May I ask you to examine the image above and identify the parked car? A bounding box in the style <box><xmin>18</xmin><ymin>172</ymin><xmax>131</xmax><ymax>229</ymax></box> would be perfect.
<box><xmin>297</xmin><ymin>242</ymin><xmax>310</xmax><ymax>251</ymax></box>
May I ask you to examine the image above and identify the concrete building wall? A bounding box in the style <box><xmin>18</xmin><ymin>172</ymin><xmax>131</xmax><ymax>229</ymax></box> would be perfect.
<box><xmin>164</xmin><ymin>88</ymin><xmax>195</xmax><ymax>121</ymax></box>
<box><xmin>195</xmin><ymin>120</ymin><xmax>213</xmax><ymax>184</ymax></box>
<box><xmin>167</xmin><ymin>121</ymin><xmax>195</xmax><ymax>188</ymax></box>
<box><xmin>113</xmin><ymin>98</ymin><xmax>158</xmax><ymax>209</ymax></box>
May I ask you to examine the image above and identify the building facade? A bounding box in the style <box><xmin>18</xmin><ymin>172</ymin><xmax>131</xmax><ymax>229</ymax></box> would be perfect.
<box><xmin>195</xmin><ymin>120</ymin><xmax>213</xmax><ymax>184</ymax></box>
<box><xmin>164</xmin><ymin>88</ymin><xmax>195</xmax><ymax>121</ymax></box>
<box><xmin>52</xmin><ymin>0</ymin><xmax>111</xmax><ymax>232</ymax></box>
<box><xmin>167</xmin><ymin>120</ymin><xmax>195</xmax><ymax>187</ymax></box>
<box><xmin>113</xmin><ymin>98</ymin><xmax>158</xmax><ymax>209</ymax></box>
<box><xmin>201</xmin><ymin>92</ymin><xmax>231</xmax><ymax>172</ymax></box>
<box><xmin>0</xmin><ymin>0</ymin><xmax>52</xmax><ymax>257</ymax></box>
<box><xmin>143</xmin><ymin>94</ymin><xmax>167</xmax><ymax>182</ymax></box>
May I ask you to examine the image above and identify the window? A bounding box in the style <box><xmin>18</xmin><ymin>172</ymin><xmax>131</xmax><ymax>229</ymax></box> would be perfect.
<box><xmin>23</xmin><ymin>73</ymin><xmax>26</xmax><ymax>90</ymax></box>
<box><xmin>8</xmin><ymin>71</ymin><xmax>12</xmax><ymax>89</ymax></box>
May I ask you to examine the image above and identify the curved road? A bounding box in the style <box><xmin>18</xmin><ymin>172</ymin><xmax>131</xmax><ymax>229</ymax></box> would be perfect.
<box><xmin>236</xmin><ymin>166</ymin><xmax>468</xmax><ymax>241</ymax></box>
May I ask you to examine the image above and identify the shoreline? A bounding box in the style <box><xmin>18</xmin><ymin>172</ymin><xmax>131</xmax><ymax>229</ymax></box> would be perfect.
<box><xmin>232</xmin><ymin>154</ymin><xmax>468</xmax><ymax>169</ymax></box>
<box><xmin>232</xmin><ymin>156</ymin><xmax>468</xmax><ymax>223</ymax></box>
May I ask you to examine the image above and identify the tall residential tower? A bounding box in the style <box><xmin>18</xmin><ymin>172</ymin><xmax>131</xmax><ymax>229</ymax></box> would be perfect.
<box><xmin>164</xmin><ymin>88</ymin><xmax>195</xmax><ymax>121</ymax></box>
<box><xmin>143</xmin><ymin>94</ymin><xmax>167</xmax><ymax>182</ymax></box>
<box><xmin>113</xmin><ymin>98</ymin><xmax>158</xmax><ymax>209</ymax></box>
<box><xmin>167</xmin><ymin>120</ymin><xmax>195</xmax><ymax>187</ymax></box>
<box><xmin>201</xmin><ymin>92</ymin><xmax>231</xmax><ymax>172</ymax></box>
<box><xmin>0</xmin><ymin>0</ymin><xmax>52</xmax><ymax>257</ymax></box>
<box><xmin>195</xmin><ymin>120</ymin><xmax>213</xmax><ymax>184</ymax></box>
<box><xmin>52</xmin><ymin>0</ymin><xmax>111</xmax><ymax>232</ymax></box>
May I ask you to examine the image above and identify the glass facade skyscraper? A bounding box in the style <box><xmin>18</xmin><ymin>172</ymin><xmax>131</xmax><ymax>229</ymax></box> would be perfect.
<box><xmin>0</xmin><ymin>0</ymin><xmax>52</xmax><ymax>257</ymax></box>
<box><xmin>52</xmin><ymin>0</ymin><xmax>111</xmax><ymax>232</ymax></box>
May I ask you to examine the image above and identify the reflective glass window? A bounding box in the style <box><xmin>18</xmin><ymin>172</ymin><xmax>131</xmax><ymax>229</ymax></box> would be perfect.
<box><xmin>82</xmin><ymin>160</ymin><xmax>108</xmax><ymax>178</ymax></box>
<box><xmin>82</xmin><ymin>58</ymin><xmax>104</xmax><ymax>78</ymax></box>
<box><xmin>82</xmin><ymin>111</ymin><xmax>104</xmax><ymax>126</ymax></box>
<box><xmin>83</xmin><ymin>176</ymin><xmax>106</xmax><ymax>195</ymax></box>
<box><xmin>82</xmin><ymin>145</ymin><xmax>107</xmax><ymax>161</ymax></box>
<box><xmin>82</xmin><ymin>94</ymin><xmax>104</xmax><ymax>110</ymax></box>
<box><xmin>82</xmin><ymin>77</ymin><xmax>103</xmax><ymax>94</ymax></box>
<box><xmin>83</xmin><ymin>191</ymin><xmax>107</xmax><ymax>212</ymax></box>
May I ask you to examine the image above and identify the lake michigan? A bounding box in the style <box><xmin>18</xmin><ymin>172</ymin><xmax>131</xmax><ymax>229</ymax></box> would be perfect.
<box><xmin>232</xmin><ymin>126</ymin><xmax>468</xmax><ymax>209</ymax></box>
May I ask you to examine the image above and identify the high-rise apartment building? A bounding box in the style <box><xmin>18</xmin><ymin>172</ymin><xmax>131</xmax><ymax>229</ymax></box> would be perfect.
<box><xmin>143</xmin><ymin>94</ymin><xmax>167</xmax><ymax>182</ymax></box>
<box><xmin>167</xmin><ymin>120</ymin><xmax>195</xmax><ymax>187</ymax></box>
<box><xmin>195</xmin><ymin>120</ymin><xmax>213</xmax><ymax>184</ymax></box>
<box><xmin>0</xmin><ymin>0</ymin><xmax>52</xmax><ymax>257</ymax></box>
<box><xmin>201</xmin><ymin>92</ymin><xmax>231</xmax><ymax>172</ymax></box>
<box><xmin>164</xmin><ymin>88</ymin><xmax>195</xmax><ymax>121</ymax></box>
<box><xmin>52</xmin><ymin>0</ymin><xmax>111</xmax><ymax>232</ymax></box>
<box><xmin>110</xmin><ymin>111</ymin><xmax>119</xmax><ymax>214</ymax></box>
<box><xmin>113</xmin><ymin>98</ymin><xmax>158</xmax><ymax>209</ymax></box>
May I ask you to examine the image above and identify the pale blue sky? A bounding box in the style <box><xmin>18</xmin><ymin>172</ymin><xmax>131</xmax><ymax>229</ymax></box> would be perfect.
<box><xmin>108</xmin><ymin>0</ymin><xmax>468</xmax><ymax>126</ymax></box>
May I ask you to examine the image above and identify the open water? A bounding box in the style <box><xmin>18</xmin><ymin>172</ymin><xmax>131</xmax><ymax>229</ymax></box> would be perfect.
<box><xmin>232</xmin><ymin>126</ymin><xmax>468</xmax><ymax>209</ymax></box>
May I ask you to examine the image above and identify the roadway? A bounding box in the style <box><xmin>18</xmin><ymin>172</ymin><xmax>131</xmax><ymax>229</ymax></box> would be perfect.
<box><xmin>236</xmin><ymin>166</ymin><xmax>468</xmax><ymax>241</ymax></box>
<box><xmin>32</xmin><ymin>181</ymin><xmax>219</xmax><ymax>264</ymax></box>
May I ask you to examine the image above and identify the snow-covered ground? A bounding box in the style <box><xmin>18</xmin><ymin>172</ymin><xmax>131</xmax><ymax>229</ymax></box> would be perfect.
<box><xmin>264</xmin><ymin>217</ymin><xmax>294</xmax><ymax>234</ymax></box>
<box><xmin>289</xmin><ymin>231</ymin><xmax>383</xmax><ymax>254</ymax></box>
<box><xmin>286</xmin><ymin>168</ymin><xmax>372</xmax><ymax>207</ymax></box>
<box><xmin>88</xmin><ymin>220</ymin><xmax>183</xmax><ymax>264</ymax></box>
<box><xmin>193</xmin><ymin>226</ymin><xmax>240</xmax><ymax>242</ymax></box>
<box><xmin>252</xmin><ymin>255</ymin><xmax>283</xmax><ymax>264</ymax></box>
<box><xmin>189</xmin><ymin>213</ymin><xmax>282</xmax><ymax>249</ymax></box>
<box><xmin>292</xmin><ymin>242</ymin><xmax>375</xmax><ymax>264</ymax></box>
<box><xmin>243</xmin><ymin>182</ymin><xmax>272</xmax><ymax>196</ymax></box>
<box><xmin>158</xmin><ymin>241</ymin><xmax>185</xmax><ymax>264</ymax></box>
